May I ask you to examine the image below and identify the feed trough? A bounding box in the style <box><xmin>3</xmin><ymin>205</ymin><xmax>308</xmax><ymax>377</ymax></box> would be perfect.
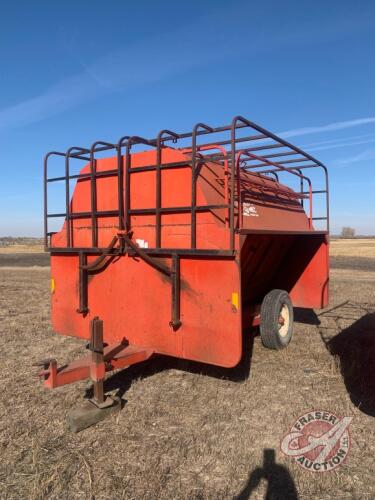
<box><xmin>37</xmin><ymin>116</ymin><xmax>329</xmax><ymax>429</ymax></box>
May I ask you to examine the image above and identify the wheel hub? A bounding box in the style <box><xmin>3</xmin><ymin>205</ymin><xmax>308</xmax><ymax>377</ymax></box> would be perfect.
<box><xmin>278</xmin><ymin>304</ymin><xmax>290</xmax><ymax>337</ymax></box>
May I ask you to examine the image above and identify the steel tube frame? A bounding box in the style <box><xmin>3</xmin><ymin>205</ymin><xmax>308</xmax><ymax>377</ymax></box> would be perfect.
<box><xmin>90</xmin><ymin>141</ymin><xmax>117</xmax><ymax>247</ymax></box>
<box><xmin>191</xmin><ymin>123</ymin><xmax>213</xmax><ymax>248</ymax></box>
<box><xmin>43</xmin><ymin>115</ymin><xmax>329</xmax><ymax>256</ymax></box>
<box><xmin>236</xmin><ymin>149</ymin><xmax>313</xmax><ymax>229</ymax></box>
<box><xmin>156</xmin><ymin>130</ymin><xmax>179</xmax><ymax>248</ymax></box>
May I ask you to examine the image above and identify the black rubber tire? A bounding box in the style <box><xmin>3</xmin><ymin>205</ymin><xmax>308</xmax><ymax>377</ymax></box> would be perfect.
<box><xmin>260</xmin><ymin>289</ymin><xmax>293</xmax><ymax>350</ymax></box>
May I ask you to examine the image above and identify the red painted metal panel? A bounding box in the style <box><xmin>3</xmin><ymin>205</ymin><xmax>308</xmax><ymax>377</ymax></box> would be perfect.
<box><xmin>240</xmin><ymin>233</ymin><xmax>329</xmax><ymax>312</ymax></box>
<box><xmin>51</xmin><ymin>254</ymin><xmax>242</xmax><ymax>368</ymax></box>
<box><xmin>52</xmin><ymin>148</ymin><xmax>230</xmax><ymax>250</ymax></box>
<box><xmin>48</xmin><ymin>145</ymin><xmax>328</xmax><ymax>375</ymax></box>
<box><xmin>288</xmin><ymin>235</ymin><xmax>329</xmax><ymax>308</ymax></box>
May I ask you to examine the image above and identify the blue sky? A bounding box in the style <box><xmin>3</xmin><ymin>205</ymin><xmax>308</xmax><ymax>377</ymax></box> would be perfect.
<box><xmin>0</xmin><ymin>0</ymin><xmax>374</xmax><ymax>235</ymax></box>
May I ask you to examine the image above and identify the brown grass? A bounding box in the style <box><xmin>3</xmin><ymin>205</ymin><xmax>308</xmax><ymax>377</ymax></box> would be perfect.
<box><xmin>0</xmin><ymin>245</ymin><xmax>44</xmax><ymax>254</ymax></box>
<box><xmin>0</xmin><ymin>259</ymin><xmax>374</xmax><ymax>498</ymax></box>
<box><xmin>330</xmin><ymin>238</ymin><xmax>375</xmax><ymax>258</ymax></box>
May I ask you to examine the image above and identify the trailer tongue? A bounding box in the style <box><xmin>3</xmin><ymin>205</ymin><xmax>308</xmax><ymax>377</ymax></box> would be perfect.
<box><xmin>37</xmin><ymin>116</ymin><xmax>329</xmax><ymax>430</ymax></box>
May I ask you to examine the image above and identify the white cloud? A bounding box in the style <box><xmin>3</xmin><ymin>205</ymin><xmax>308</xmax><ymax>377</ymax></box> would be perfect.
<box><xmin>332</xmin><ymin>148</ymin><xmax>375</xmax><ymax>166</ymax></box>
<box><xmin>307</xmin><ymin>137</ymin><xmax>375</xmax><ymax>153</ymax></box>
<box><xmin>278</xmin><ymin>118</ymin><xmax>375</xmax><ymax>139</ymax></box>
<box><xmin>301</xmin><ymin>132</ymin><xmax>375</xmax><ymax>149</ymax></box>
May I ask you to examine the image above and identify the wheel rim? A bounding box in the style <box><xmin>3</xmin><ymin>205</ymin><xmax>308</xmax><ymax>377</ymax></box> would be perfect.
<box><xmin>278</xmin><ymin>304</ymin><xmax>290</xmax><ymax>337</ymax></box>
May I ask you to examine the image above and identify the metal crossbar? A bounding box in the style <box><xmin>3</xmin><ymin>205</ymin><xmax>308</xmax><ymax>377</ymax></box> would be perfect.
<box><xmin>44</xmin><ymin>115</ymin><xmax>329</xmax><ymax>255</ymax></box>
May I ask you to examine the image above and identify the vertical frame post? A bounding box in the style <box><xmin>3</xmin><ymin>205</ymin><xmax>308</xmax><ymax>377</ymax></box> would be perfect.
<box><xmin>90</xmin><ymin>155</ymin><xmax>98</xmax><ymax>248</ymax></box>
<box><xmin>65</xmin><ymin>154</ymin><xmax>71</xmax><ymax>247</ymax></box>
<box><xmin>89</xmin><ymin>317</ymin><xmax>105</xmax><ymax>405</ymax></box>
<box><xmin>191</xmin><ymin>123</ymin><xmax>213</xmax><ymax>249</ymax></box>
<box><xmin>43</xmin><ymin>153</ymin><xmax>50</xmax><ymax>251</ymax></box>
<box><xmin>77</xmin><ymin>252</ymin><xmax>89</xmax><ymax>315</ymax></box>
<box><xmin>170</xmin><ymin>254</ymin><xmax>182</xmax><ymax>330</ymax></box>
<box><xmin>156</xmin><ymin>130</ymin><xmax>179</xmax><ymax>248</ymax></box>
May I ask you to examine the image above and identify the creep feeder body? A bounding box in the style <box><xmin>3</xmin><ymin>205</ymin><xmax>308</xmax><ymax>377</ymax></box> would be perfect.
<box><xmin>41</xmin><ymin>116</ymin><xmax>329</xmax><ymax>389</ymax></box>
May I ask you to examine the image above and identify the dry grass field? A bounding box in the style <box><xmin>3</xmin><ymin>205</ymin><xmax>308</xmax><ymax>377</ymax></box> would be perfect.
<box><xmin>330</xmin><ymin>238</ymin><xmax>375</xmax><ymax>258</ymax></box>
<box><xmin>0</xmin><ymin>245</ymin><xmax>44</xmax><ymax>254</ymax></box>
<box><xmin>0</xmin><ymin>240</ymin><xmax>374</xmax><ymax>499</ymax></box>
<box><xmin>330</xmin><ymin>239</ymin><xmax>375</xmax><ymax>272</ymax></box>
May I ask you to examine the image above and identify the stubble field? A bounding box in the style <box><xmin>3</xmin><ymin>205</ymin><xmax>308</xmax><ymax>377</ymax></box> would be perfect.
<box><xmin>0</xmin><ymin>239</ymin><xmax>374</xmax><ymax>499</ymax></box>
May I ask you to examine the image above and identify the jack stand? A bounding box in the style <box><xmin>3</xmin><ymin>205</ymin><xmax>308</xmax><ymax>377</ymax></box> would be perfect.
<box><xmin>67</xmin><ymin>317</ymin><xmax>121</xmax><ymax>432</ymax></box>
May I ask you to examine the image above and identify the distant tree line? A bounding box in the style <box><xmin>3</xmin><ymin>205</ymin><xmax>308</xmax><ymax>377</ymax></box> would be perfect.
<box><xmin>340</xmin><ymin>227</ymin><xmax>356</xmax><ymax>239</ymax></box>
<box><xmin>0</xmin><ymin>236</ymin><xmax>43</xmax><ymax>247</ymax></box>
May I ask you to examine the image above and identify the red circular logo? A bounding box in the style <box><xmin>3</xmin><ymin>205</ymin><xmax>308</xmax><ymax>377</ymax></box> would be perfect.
<box><xmin>281</xmin><ymin>410</ymin><xmax>352</xmax><ymax>472</ymax></box>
